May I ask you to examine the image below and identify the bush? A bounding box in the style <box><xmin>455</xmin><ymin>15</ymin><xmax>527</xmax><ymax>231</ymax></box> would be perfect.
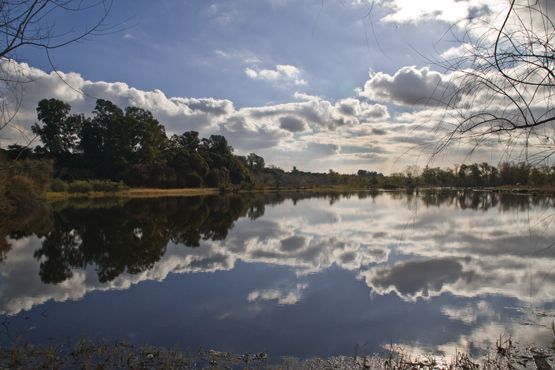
<box><xmin>88</xmin><ymin>180</ymin><xmax>128</xmax><ymax>192</ymax></box>
<box><xmin>6</xmin><ymin>175</ymin><xmax>39</xmax><ymax>210</ymax></box>
<box><xmin>67</xmin><ymin>180</ymin><xmax>128</xmax><ymax>193</ymax></box>
<box><xmin>51</xmin><ymin>178</ymin><xmax>69</xmax><ymax>192</ymax></box>
<box><xmin>184</xmin><ymin>173</ymin><xmax>202</xmax><ymax>188</ymax></box>
<box><xmin>68</xmin><ymin>180</ymin><xmax>93</xmax><ymax>193</ymax></box>
<box><xmin>9</xmin><ymin>159</ymin><xmax>53</xmax><ymax>193</ymax></box>
<box><xmin>0</xmin><ymin>157</ymin><xmax>9</xmax><ymax>213</ymax></box>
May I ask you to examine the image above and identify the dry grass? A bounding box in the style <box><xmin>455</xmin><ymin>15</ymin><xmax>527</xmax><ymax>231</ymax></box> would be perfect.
<box><xmin>1</xmin><ymin>339</ymin><xmax>553</xmax><ymax>370</ymax></box>
<box><xmin>43</xmin><ymin>187</ymin><xmax>219</xmax><ymax>201</ymax></box>
<box><xmin>43</xmin><ymin>185</ymin><xmax>374</xmax><ymax>201</ymax></box>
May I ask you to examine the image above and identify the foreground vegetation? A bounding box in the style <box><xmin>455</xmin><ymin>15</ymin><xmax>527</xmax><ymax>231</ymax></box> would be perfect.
<box><xmin>0</xmin><ymin>338</ymin><xmax>553</xmax><ymax>369</ymax></box>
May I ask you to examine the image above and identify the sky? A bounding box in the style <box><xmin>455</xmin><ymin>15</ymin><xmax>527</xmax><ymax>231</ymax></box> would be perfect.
<box><xmin>1</xmin><ymin>0</ymin><xmax>553</xmax><ymax>173</ymax></box>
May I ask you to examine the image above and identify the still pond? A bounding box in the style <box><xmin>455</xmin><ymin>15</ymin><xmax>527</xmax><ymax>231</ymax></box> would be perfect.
<box><xmin>0</xmin><ymin>190</ymin><xmax>554</xmax><ymax>358</ymax></box>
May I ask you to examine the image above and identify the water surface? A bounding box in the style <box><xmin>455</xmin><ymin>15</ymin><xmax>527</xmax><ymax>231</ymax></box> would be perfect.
<box><xmin>1</xmin><ymin>190</ymin><xmax>554</xmax><ymax>358</ymax></box>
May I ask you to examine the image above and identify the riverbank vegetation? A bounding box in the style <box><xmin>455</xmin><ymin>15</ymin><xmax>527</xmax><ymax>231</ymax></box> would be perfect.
<box><xmin>0</xmin><ymin>338</ymin><xmax>552</xmax><ymax>369</ymax></box>
<box><xmin>1</xmin><ymin>98</ymin><xmax>554</xmax><ymax>214</ymax></box>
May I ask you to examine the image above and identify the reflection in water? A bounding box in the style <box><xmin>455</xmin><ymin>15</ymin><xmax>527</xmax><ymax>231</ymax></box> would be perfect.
<box><xmin>0</xmin><ymin>190</ymin><xmax>554</xmax><ymax>358</ymax></box>
<box><xmin>33</xmin><ymin>196</ymin><xmax>254</xmax><ymax>284</ymax></box>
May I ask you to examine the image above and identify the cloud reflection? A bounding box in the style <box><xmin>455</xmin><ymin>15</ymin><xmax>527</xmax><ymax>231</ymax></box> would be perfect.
<box><xmin>0</xmin><ymin>191</ymin><xmax>554</xmax><ymax>353</ymax></box>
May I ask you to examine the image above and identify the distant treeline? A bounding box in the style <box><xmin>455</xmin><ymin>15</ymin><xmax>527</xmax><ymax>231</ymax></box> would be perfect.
<box><xmin>377</xmin><ymin>162</ymin><xmax>555</xmax><ymax>189</ymax></box>
<box><xmin>1</xmin><ymin>98</ymin><xmax>554</xmax><ymax>213</ymax></box>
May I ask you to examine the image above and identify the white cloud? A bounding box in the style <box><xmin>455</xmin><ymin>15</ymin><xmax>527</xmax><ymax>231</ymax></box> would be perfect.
<box><xmin>0</xmin><ymin>60</ymin><xmax>404</xmax><ymax>172</ymax></box>
<box><xmin>440</xmin><ymin>43</ymin><xmax>474</xmax><ymax>60</ymax></box>
<box><xmin>244</xmin><ymin>64</ymin><xmax>307</xmax><ymax>86</ymax></box>
<box><xmin>1</xmin><ymin>59</ymin><xmax>546</xmax><ymax>174</ymax></box>
<box><xmin>379</xmin><ymin>0</ymin><xmax>484</xmax><ymax>24</ymax></box>
<box><xmin>359</xmin><ymin>66</ymin><xmax>458</xmax><ymax>106</ymax></box>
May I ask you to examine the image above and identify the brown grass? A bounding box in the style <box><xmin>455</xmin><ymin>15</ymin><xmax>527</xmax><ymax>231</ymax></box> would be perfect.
<box><xmin>43</xmin><ymin>187</ymin><xmax>219</xmax><ymax>201</ymax></box>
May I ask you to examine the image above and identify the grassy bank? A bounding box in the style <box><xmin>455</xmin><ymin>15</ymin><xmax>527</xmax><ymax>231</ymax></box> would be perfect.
<box><xmin>43</xmin><ymin>187</ymin><xmax>220</xmax><ymax>201</ymax></box>
<box><xmin>41</xmin><ymin>184</ymin><xmax>555</xmax><ymax>202</ymax></box>
<box><xmin>42</xmin><ymin>185</ymin><xmax>375</xmax><ymax>201</ymax></box>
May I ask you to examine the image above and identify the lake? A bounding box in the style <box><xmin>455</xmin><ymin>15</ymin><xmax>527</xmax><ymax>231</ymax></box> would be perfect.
<box><xmin>0</xmin><ymin>190</ymin><xmax>554</xmax><ymax>359</ymax></box>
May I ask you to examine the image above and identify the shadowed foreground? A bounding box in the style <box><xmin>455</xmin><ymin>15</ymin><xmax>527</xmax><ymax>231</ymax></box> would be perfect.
<box><xmin>0</xmin><ymin>340</ymin><xmax>554</xmax><ymax>369</ymax></box>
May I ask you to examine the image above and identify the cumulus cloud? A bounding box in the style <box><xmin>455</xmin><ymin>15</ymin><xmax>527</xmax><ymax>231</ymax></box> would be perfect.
<box><xmin>0</xmin><ymin>60</ymin><xmax>234</xmax><ymax>137</ymax></box>
<box><xmin>219</xmin><ymin>115</ymin><xmax>291</xmax><ymax>150</ymax></box>
<box><xmin>334</xmin><ymin>98</ymin><xmax>389</xmax><ymax>122</ymax></box>
<box><xmin>305</xmin><ymin>142</ymin><xmax>339</xmax><ymax>156</ymax></box>
<box><xmin>279</xmin><ymin>116</ymin><xmax>309</xmax><ymax>132</ymax></box>
<box><xmin>0</xmin><ymin>59</ymin><xmax>531</xmax><ymax>173</ymax></box>
<box><xmin>245</xmin><ymin>64</ymin><xmax>307</xmax><ymax>86</ymax></box>
<box><xmin>359</xmin><ymin>66</ymin><xmax>458</xmax><ymax>106</ymax></box>
<box><xmin>243</xmin><ymin>96</ymin><xmax>388</xmax><ymax>131</ymax></box>
<box><xmin>378</xmin><ymin>0</ymin><xmax>488</xmax><ymax>24</ymax></box>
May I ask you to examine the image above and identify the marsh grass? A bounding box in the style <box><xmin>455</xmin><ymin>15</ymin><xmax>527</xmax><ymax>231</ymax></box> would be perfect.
<box><xmin>1</xmin><ymin>339</ymin><xmax>553</xmax><ymax>369</ymax></box>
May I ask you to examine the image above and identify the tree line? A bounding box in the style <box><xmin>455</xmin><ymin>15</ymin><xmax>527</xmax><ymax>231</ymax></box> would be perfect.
<box><xmin>23</xmin><ymin>98</ymin><xmax>253</xmax><ymax>188</ymax></box>
<box><xmin>1</xmin><ymin>98</ymin><xmax>555</xmax><ymax>215</ymax></box>
<box><xmin>397</xmin><ymin>163</ymin><xmax>555</xmax><ymax>189</ymax></box>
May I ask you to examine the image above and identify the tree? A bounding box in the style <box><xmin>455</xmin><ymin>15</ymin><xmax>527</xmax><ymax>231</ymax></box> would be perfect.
<box><xmin>32</xmin><ymin>99</ymin><xmax>80</xmax><ymax>156</ymax></box>
<box><xmin>0</xmin><ymin>1</ymin><xmax>114</xmax><ymax>213</ymax></box>
<box><xmin>181</xmin><ymin>131</ymin><xmax>201</xmax><ymax>152</ymax></box>
<box><xmin>246</xmin><ymin>153</ymin><xmax>265</xmax><ymax>172</ymax></box>
<box><xmin>435</xmin><ymin>0</ymin><xmax>554</xmax><ymax>163</ymax></box>
<box><xmin>81</xmin><ymin>99</ymin><xmax>129</xmax><ymax>177</ymax></box>
<box><xmin>125</xmin><ymin>106</ymin><xmax>167</xmax><ymax>164</ymax></box>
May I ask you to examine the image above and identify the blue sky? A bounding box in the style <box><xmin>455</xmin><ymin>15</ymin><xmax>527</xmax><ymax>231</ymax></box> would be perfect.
<box><xmin>3</xmin><ymin>0</ymin><xmax>552</xmax><ymax>173</ymax></box>
<box><xmin>22</xmin><ymin>0</ymin><xmax>448</xmax><ymax>105</ymax></box>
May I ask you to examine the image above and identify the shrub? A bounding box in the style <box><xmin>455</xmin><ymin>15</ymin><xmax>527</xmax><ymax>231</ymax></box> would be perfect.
<box><xmin>51</xmin><ymin>178</ymin><xmax>69</xmax><ymax>192</ymax></box>
<box><xmin>67</xmin><ymin>180</ymin><xmax>128</xmax><ymax>193</ymax></box>
<box><xmin>6</xmin><ymin>175</ymin><xmax>39</xmax><ymax>210</ymax></box>
<box><xmin>68</xmin><ymin>180</ymin><xmax>93</xmax><ymax>193</ymax></box>
<box><xmin>88</xmin><ymin>180</ymin><xmax>127</xmax><ymax>192</ymax></box>
<box><xmin>9</xmin><ymin>159</ymin><xmax>53</xmax><ymax>193</ymax></box>
<box><xmin>184</xmin><ymin>173</ymin><xmax>202</xmax><ymax>188</ymax></box>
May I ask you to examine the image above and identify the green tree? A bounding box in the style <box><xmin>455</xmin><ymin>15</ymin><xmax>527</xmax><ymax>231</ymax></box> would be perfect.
<box><xmin>32</xmin><ymin>99</ymin><xmax>81</xmax><ymax>156</ymax></box>
<box><xmin>125</xmin><ymin>106</ymin><xmax>167</xmax><ymax>164</ymax></box>
<box><xmin>246</xmin><ymin>153</ymin><xmax>265</xmax><ymax>172</ymax></box>
<box><xmin>181</xmin><ymin>131</ymin><xmax>201</xmax><ymax>152</ymax></box>
<box><xmin>80</xmin><ymin>99</ymin><xmax>129</xmax><ymax>177</ymax></box>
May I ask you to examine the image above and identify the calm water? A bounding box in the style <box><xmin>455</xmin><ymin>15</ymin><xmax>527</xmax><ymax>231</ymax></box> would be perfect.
<box><xmin>0</xmin><ymin>190</ymin><xmax>554</xmax><ymax>358</ymax></box>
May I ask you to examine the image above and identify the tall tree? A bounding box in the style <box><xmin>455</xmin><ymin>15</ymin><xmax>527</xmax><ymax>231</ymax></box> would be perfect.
<box><xmin>125</xmin><ymin>106</ymin><xmax>167</xmax><ymax>164</ymax></box>
<box><xmin>32</xmin><ymin>99</ymin><xmax>81</xmax><ymax>156</ymax></box>
<box><xmin>246</xmin><ymin>153</ymin><xmax>265</xmax><ymax>172</ymax></box>
<box><xmin>80</xmin><ymin>99</ymin><xmax>128</xmax><ymax>177</ymax></box>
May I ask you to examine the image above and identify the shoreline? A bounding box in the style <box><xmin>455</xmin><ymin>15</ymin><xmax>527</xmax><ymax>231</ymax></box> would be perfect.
<box><xmin>42</xmin><ymin>185</ymin><xmax>555</xmax><ymax>201</ymax></box>
<box><xmin>1</xmin><ymin>340</ymin><xmax>553</xmax><ymax>369</ymax></box>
